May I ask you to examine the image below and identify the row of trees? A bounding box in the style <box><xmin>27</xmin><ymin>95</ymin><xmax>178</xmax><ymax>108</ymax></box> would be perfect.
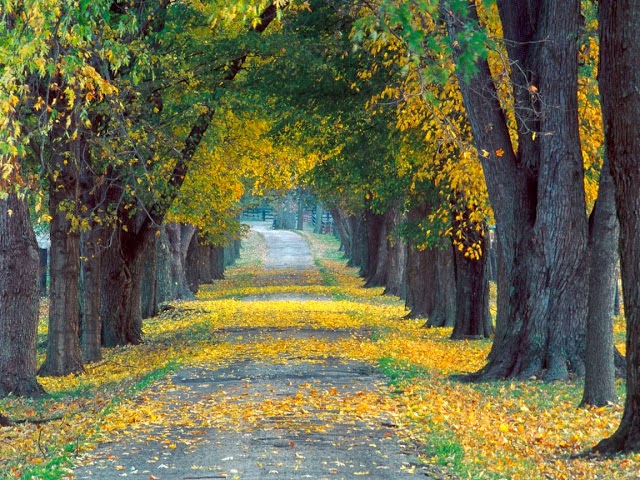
<box><xmin>0</xmin><ymin>1</ymin><xmax>295</xmax><ymax>398</ymax></box>
<box><xmin>244</xmin><ymin>0</ymin><xmax>640</xmax><ymax>453</ymax></box>
<box><xmin>1</xmin><ymin>0</ymin><xmax>640</xmax><ymax>455</ymax></box>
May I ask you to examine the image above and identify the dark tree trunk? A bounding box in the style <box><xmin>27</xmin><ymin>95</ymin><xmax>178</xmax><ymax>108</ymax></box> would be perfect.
<box><xmin>80</xmin><ymin>229</ymin><xmax>104</xmax><ymax>363</ymax></box>
<box><xmin>405</xmin><ymin>244</ymin><xmax>437</xmax><ymax>319</ymax></box>
<box><xmin>581</xmin><ymin>155</ymin><xmax>619</xmax><ymax>408</ymax></box>
<box><xmin>211</xmin><ymin>245</ymin><xmax>225</xmax><ymax>280</ymax></box>
<box><xmin>296</xmin><ymin>195</ymin><xmax>304</xmax><ymax>230</ymax></box>
<box><xmin>100</xmin><ymin>221</ymin><xmax>151</xmax><ymax>347</ymax></box>
<box><xmin>314</xmin><ymin>204</ymin><xmax>324</xmax><ymax>234</ymax></box>
<box><xmin>364</xmin><ymin>209</ymin><xmax>390</xmax><ymax>288</ymax></box>
<box><xmin>594</xmin><ymin>0</ymin><xmax>640</xmax><ymax>453</ymax></box>
<box><xmin>185</xmin><ymin>232</ymin><xmax>200</xmax><ymax>294</ymax></box>
<box><xmin>234</xmin><ymin>239</ymin><xmax>241</xmax><ymax>260</ymax></box>
<box><xmin>384</xmin><ymin>225</ymin><xmax>408</xmax><ymax>299</ymax></box>
<box><xmin>426</xmin><ymin>246</ymin><xmax>457</xmax><ymax>328</ymax></box>
<box><xmin>155</xmin><ymin>225</ymin><xmax>175</xmax><ymax>304</ymax></box>
<box><xmin>348</xmin><ymin>213</ymin><xmax>367</xmax><ymax>270</ymax></box>
<box><xmin>445</xmin><ymin>0</ymin><xmax>588</xmax><ymax>380</ymax></box>
<box><xmin>141</xmin><ymin>236</ymin><xmax>158</xmax><ymax>319</ymax></box>
<box><xmin>39</xmin><ymin>137</ymin><xmax>84</xmax><ymax>377</ymax></box>
<box><xmin>451</xmin><ymin>234</ymin><xmax>492</xmax><ymax>339</ymax></box>
<box><xmin>330</xmin><ymin>209</ymin><xmax>351</xmax><ymax>257</ymax></box>
<box><xmin>0</xmin><ymin>193</ymin><xmax>45</xmax><ymax>396</ymax></box>
<box><xmin>165</xmin><ymin>223</ymin><xmax>195</xmax><ymax>300</ymax></box>
<box><xmin>78</xmin><ymin>143</ymin><xmax>106</xmax><ymax>363</ymax></box>
<box><xmin>198</xmin><ymin>242</ymin><xmax>213</xmax><ymax>284</ymax></box>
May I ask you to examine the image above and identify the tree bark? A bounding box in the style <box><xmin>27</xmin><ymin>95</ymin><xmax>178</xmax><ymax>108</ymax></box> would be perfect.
<box><xmin>211</xmin><ymin>245</ymin><xmax>225</xmax><ymax>280</ymax></box>
<box><xmin>198</xmin><ymin>241</ymin><xmax>213</xmax><ymax>284</ymax></box>
<box><xmin>141</xmin><ymin>236</ymin><xmax>158</xmax><ymax>319</ymax></box>
<box><xmin>445</xmin><ymin>0</ymin><xmax>588</xmax><ymax>380</ymax></box>
<box><xmin>155</xmin><ymin>225</ymin><xmax>175</xmax><ymax>304</ymax></box>
<box><xmin>581</xmin><ymin>155</ymin><xmax>619</xmax><ymax>408</ymax></box>
<box><xmin>405</xmin><ymin>244</ymin><xmax>436</xmax><ymax>319</ymax></box>
<box><xmin>100</xmin><ymin>220</ymin><xmax>151</xmax><ymax>347</ymax></box>
<box><xmin>363</xmin><ymin>209</ymin><xmax>390</xmax><ymax>288</ymax></box>
<box><xmin>451</xmin><ymin>234</ymin><xmax>492</xmax><ymax>339</ymax></box>
<box><xmin>594</xmin><ymin>0</ymin><xmax>640</xmax><ymax>453</ymax></box>
<box><xmin>80</xmin><ymin>229</ymin><xmax>104</xmax><ymax>363</ymax></box>
<box><xmin>185</xmin><ymin>231</ymin><xmax>200</xmax><ymax>294</ymax></box>
<box><xmin>165</xmin><ymin>223</ymin><xmax>195</xmax><ymax>300</ymax></box>
<box><xmin>426</xmin><ymin>246</ymin><xmax>457</xmax><ymax>328</ymax></box>
<box><xmin>314</xmin><ymin>204</ymin><xmax>324</xmax><ymax>234</ymax></box>
<box><xmin>384</xmin><ymin>207</ymin><xmax>408</xmax><ymax>299</ymax></box>
<box><xmin>39</xmin><ymin>134</ymin><xmax>84</xmax><ymax>377</ymax></box>
<box><xmin>0</xmin><ymin>193</ymin><xmax>45</xmax><ymax>396</ymax></box>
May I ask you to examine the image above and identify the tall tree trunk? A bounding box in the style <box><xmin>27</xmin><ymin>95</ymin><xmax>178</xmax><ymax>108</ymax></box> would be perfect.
<box><xmin>80</xmin><ymin>229</ymin><xmax>104</xmax><ymax>363</ymax></box>
<box><xmin>348</xmin><ymin>213</ymin><xmax>367</xmax><ymax>271</ymax></box>
<box><xmin>330</xmin><ymin>209</ymin><xmax>351</xmax><ymax>257</ymax></box>
<box><xmin>155</xmin><ymin>225</ymin><xmax>175</xmax><ymax>304</ymax></box>
<box><xmin>211</xmin><ymin>245</ymin><xmax>225</xmax><ymax>280</ymax></box>
<box><xmin>141</xmin><ymin>236</ymin><xmax>158</xmax><ymax>319</ymax></box>
<box><xmin>100</xmin><ymin>221</ymin><xmax>151</xmax><ymax>347</ymax></box>
<box><xmin>0</xmin><ymin>193</ymin><xmax>45</xmax><ymax>396</ymax></box>
<box><xmin>594</xmin><ymin>0</ymin><xmax>640</xmax><ymax>453</ymax></box>
<box><xmin>39</xmin><ymin>136</ymin><xmax>84</xmax><ymax>377</ymax></box>
<box><xmin>314</xmin><ymin>204</ymin><xmax>324</xmax><ymax>234</ymax></box>
<box><xmin>363</xmin><ymin>209</ymin><xmax>390</xmax><ymax>288</ymax></box>
<box><xmin>581</xmin><ymin>155</ymin><xmax>619</xmax><ymax>408</ymax></box>
<box><xmin>165</xmin><ymin>223</ymin><xmax>194</xmax><ymax>300</ymax></box>
<box><xmin>198</xmin><ymin>241</ymin><xmax>213</xmax><ymax>284</ymax></box>
<box><xmin>445</xmin><ymin>0</ymin><xmax>588</xmax><ymax>380</ymax></box>
<box><xmin>451</xmin><ymin>234</ymin><xmax>492</xmax><ymax>339</ymax></box>
<box><xmin>426</xmin><ymin>246</ymin><xmax>457</xmax><ymax>328</ymax></box>
<box><xmin>384</xmin><ymin>234</ymin><xmax>407</xmax><ymax>298</ymax></box>
<box><xmin>185</xmin><ymin>232</ymin><xmax>200</xmax><ymax>294</ymax></box>
<box><xmin>405</xmin><ymin>244</ymin><xmax>436</xmax><ymax>319</ymax></box>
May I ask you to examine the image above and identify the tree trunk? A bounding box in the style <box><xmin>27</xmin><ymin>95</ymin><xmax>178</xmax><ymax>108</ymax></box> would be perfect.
<box><xmin>165</xmin><ymin>223</ymin><xmax>195</xmax><ymax>300</ymax></box>
<box><xmin>314</xmin><ymin>204</ymin><xmax>324</xmax><ymax>234</ymax></box>
<box><xmin>0</xmin><ymin>193</ymin><xmax>45</xmax><ymax>396</ymax></box>
<box><xmin>581</xmin><ymin>155</ymin><xmax>619</xmax><ymax>408</ymax></box>
<box><xmin>405</xmin><ymin>244</ymin><xmax>437</xmax><ymax>319</ymax></box>
<box><xmin>330</xmin><ymin>209</ymin><xmax>351</xmax><ymax>257</ymax></box>
<box><xmin>185</xmin><ymin>232</ymin><xmax>200</xmax><ymax>294</ymax></box>
<box><xmin>141</xmin><ymin>236</ymin><xmax>158</xmax><ymax>319</ymax></box>
<box><xmin>211</xmin><ymin>245</ymin><xmax>225</xmax><ymax>279</ymax></box>
<box><xmin>384</xmin><ymin>234</ymin><xmax>407</xmax><ymax>298</ymax></box>
<box><xmin>39</xmin><ymin>139</ymin><xmax>84</xmax><ymax>377</ymax></box>
<box><xmin>100</xmin><ymin>221</ymin><xmax>150</xmax><ymax>347</ymax></box>
<box><xmin>155</xmin><ymin>225</ymin><xmax>175</xmax><ymax>304</ymax></box>
<box><xmin>198</xmin><ymin>241</ymin><xmax>213</xmax><ymax>284</ymax></box>
<box><xmin>296</xmin><ymin>195</ymin><xmax>304</xmax><ymax>230</ymax></box>
<box><xmin>445</xmin><ymin>0</ymin><xmax>588</xmax><ymax>380</ymax></box>
<box><xmin>426</xmin><ymin>246</ymin><xmax>457</xmax><ymax>328</ymax></box>
<box><xmin>594</xmin><ymin>0</ymin><xmax>640</xmax><ymax>453</ymax></box>
<box><xmin>451</xmin><ymin>235</ymin><xmax>492</xmax><ymax>339</ymax></box>
<box><xmin>80</xmin><ymin>229</ymin><xmax>104</xmax><ymax>363</ymax></box>
<box><xmin>363</xmin><ymin>209</ymin><xmax>390</xmax><ymax>288</ymax></box>
<box><xmin>348</xmin><ymin>213</ymin><xmax>367</xmax><ymax>271</ymax></box>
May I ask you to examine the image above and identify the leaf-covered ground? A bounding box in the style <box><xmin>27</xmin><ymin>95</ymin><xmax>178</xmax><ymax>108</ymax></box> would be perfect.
<box><xmin>0</xmin><ymin>226</ymin><xmax>637</xmax><ymax>479</ymax></box>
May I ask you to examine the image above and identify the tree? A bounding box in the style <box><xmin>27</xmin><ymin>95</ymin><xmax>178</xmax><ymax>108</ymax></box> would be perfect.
<box><xmin>0</xmin><ymin>191</ymin><xmax>44</xmax><ymax>396</ymax></box>
<box><xmin>441</xmin><ymin>0</ymin><xmax>588</xmax><ymax>379</ymax></box>
<box><xmin>594</xmin><ymin>0</ymin><xmax>640</xmax><ymax>454</ymax></box>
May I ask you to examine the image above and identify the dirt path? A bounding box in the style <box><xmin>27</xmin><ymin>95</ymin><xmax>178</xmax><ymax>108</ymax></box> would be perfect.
<box><xmin>74</xmin><ymin>226</ymin><xmax>434</xmax><ymax>479</ymax></box>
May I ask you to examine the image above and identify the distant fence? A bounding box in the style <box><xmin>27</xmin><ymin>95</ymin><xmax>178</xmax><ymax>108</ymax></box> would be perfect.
<box><xmin>241</xmin><ymin>207</ymin><xmax>274</xmax><ymax>221</ymax></box>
